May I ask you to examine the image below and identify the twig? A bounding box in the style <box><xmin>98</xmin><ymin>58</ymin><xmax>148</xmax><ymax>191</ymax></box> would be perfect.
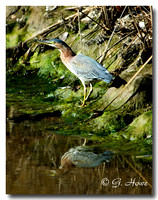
<box><xmin>64</xmin><ymin>6</ymin><xmax>79</xmax><ymax>11</ymax></box>
<box><xmin>79</xmin><ymin>10</ymin><xmax>110</xmax><ymax>32</ymax></box>
<box><xmin>102</xmin><ymin>6</ymin><xmax>109</xmax><ymax>27</ymax></box>
<box><xmin>101</xmin><ymin>55</ymin><xmax>152</xmax><ymax>112</ymax></box>
<box><xmin>106</xmin><ymin>31</ymin><xmax>134</xmax><ymax>54</ymax></box>
<box><xmin>142</xmin><ymin>6</ymin><xmax>150</xmax><ymax>13</ymax></box>
<box><xmin>122</xmin><ymin>156</ymin><xmax>152</xmax><ymax>189</ymax></box>
<box><xmin>22</xmin><ymin>7</ymin><xmax>92</xmax><ymax>45</ymax></box>
<box><xmin>150</xmin><ymin>6</ymin><xmax>152</xmax><ymax>29</ymax></box>
<box><xmin>82</xmin><ymin>26</ymin><xmax>100</xmax><ymax>40</ymax></box>
<box><xmin>104</xmin><ymin>46</ymin><xmax>119</xmax><ymax>61</ymax></box>
<box><xmin>77</xmin><ymin>9</ymin><xmax>82</xmax><ymax>47</ymax></box>
<box><xmin>128</xmin><ymin>7</ymin><xmax>144</xmax><ymax>43</ymax></box>
<box><xmin>99</xmin><ymin>6</ymin><xmax>127</xmax><ymax>64</ymax></box>
<box><xmin>112</xmin><ymin>35</ymin><xmax>138</xmax><ymax>69</ymax></box>
<box><xmin>96</xmin><ymin>31</ymin><xmax>134</xmax><ymax>61</ymax></box>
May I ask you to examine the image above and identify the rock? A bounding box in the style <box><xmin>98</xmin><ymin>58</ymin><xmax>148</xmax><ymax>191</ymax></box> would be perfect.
<box><xmin>59</xmin><ymin>32</ymin><xmax>69</xmax><ymax>41</ymax></box>
<box><xmin>123</xmin><ymin>110</ymin><xmax>152</xmax><ymax>140</ymax></box>
<box><xmin>95</xmin><ymin>73</ymin><xmax>151</xmax><ymax>111</ymax></box>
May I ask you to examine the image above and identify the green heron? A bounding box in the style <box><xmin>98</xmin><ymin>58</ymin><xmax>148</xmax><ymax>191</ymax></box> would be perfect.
<box><xmin>60</xmin><ymin>146</ymin><xmax>113</xmax><ymax>168</ymax></box>
<box><xmin>37</xmin><ymin>39</ymin><xmax>114</xmax><ymax>106</ymax></box>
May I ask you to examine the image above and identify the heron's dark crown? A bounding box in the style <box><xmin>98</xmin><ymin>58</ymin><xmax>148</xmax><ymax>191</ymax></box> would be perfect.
<box><xmin>48</xmin><ymin>38</ymin><xmax>70</xmax><ymax>48</ymax></box>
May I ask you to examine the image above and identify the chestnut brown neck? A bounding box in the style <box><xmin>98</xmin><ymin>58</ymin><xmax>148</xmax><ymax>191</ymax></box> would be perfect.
<box><xmin>60</xmin><ymin>45</ymin><xmax>75</xmax><ymax>57</ymax></box>
<box><xmin>59</xmin><ymin>45</ymin><xmax>76</xmax><ymax>63</ymax></box>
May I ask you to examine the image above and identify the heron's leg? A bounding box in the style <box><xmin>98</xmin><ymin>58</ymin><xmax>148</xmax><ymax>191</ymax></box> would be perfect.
<box><xmin>85</xmin><ymin>83</ymin><xmax>93</xmax><ymax>100</ymax></box>
<box><xmin>82</xmin><ymin>138</ymin><xmax>87</xmax><ymax>146</ymax></box>
<box><xmin>80</xmin><ymin>84</ymin><xmax>87</xmax><ymax>107</ymax></box>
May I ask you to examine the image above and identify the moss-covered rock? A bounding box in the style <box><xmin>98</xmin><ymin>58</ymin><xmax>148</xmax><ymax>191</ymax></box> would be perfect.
<box><xmin>121</xmin><ymin>110</ymin><xmax>152</xmax><ymax>140</ymax></box>
<box><xmin>89</xmin><ymin>110</ymin><xmax>128</xmax><ymax>135</ymax></box>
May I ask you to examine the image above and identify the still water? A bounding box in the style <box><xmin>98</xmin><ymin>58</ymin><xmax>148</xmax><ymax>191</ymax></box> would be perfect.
<box><xmin>6</xmin><ymin>106</ymin><xmax>152</xmax><ymax>195</ymax></box>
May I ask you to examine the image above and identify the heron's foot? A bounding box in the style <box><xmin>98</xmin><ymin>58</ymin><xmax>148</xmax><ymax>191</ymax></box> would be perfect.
<box><xmin>78</xmin><ymin>99</ymin><xmax>86</xmax><ymax>107</ymax></box>
<box><xmin>80</xmin><ymin>103</ymin><xmax>85</xmax><ymax>107</ymax></box>
<box><xmin>78</xmin><ymin>103</ymin><xmax>85</xmax><ymax>107</ymax></box>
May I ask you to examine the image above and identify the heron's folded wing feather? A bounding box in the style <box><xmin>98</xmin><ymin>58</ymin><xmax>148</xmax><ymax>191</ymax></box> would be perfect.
<box><xmin>70</xmin><ymin>54</ymin><xmax>113</xmax><ymax>82</ymax></box>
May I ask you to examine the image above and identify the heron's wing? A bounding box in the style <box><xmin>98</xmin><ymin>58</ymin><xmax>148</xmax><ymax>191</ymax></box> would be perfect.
<box><xmin>70</xmin><ymin>54</ymin><xmax>113</xmax><ymax>83</ymax></box>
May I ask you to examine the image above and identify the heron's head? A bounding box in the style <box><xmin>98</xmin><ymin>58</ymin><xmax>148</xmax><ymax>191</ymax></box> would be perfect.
<box><xmin>37</xmin><ymin>38</ymin><xmax>70</xmax><ymax>50</ymax></box>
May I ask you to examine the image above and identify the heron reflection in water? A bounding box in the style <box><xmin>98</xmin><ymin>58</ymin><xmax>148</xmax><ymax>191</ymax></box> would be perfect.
<box><xmin>60</xmin><ymin>146</ymin><xmax>113</xmax><ymax>169</ymax></box>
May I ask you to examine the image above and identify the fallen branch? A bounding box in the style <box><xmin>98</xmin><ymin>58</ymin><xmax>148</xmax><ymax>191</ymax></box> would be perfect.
<box><xmin>101</xmin><ymin>55</ymin><xmax>152</xmax><ymax>112</ymax></box>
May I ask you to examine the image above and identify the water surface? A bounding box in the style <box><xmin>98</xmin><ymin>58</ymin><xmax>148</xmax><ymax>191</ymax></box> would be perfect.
<box><xmin>6</xmin><ymin>106</ymin><xmax>152</xmax><ymax>195</ymax></box>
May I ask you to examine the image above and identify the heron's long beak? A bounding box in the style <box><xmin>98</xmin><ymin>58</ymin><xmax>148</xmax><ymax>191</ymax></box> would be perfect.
<box><xmin>37</xmin><ymin>40</ymin><xmax>55</xmax><ymax>47</ymax></box>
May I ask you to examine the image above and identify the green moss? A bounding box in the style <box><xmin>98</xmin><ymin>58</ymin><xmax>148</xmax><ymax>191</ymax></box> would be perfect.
<box><xmin>80</xmin><ymin>22</ymin><xmax>88</xmax><ymax>31</ymax></box>
<box><xmin>91</xmin><ymin>110</ymin><xmax>128</xmax><ymax>135</ymax></box>
<box><xmin>6</xmin><ymin>25</ymin><xmax>29</xmax><ymax>48</ymax></box>
<box><xmin>121</xmin><ymin>110</ymin><xmax>152</xmax><ymax>140</ymax></box>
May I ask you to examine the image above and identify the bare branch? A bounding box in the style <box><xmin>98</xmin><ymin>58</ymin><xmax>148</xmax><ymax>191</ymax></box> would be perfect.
<box><xmin>99</xmin><ymin>6</ymin><xmax>127</xmax><ymax>64</ymax></box>
<box><xmin>101</xmin><ymin>55</ymin><xmax>152</xmax><ymax>112</ymax></box>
